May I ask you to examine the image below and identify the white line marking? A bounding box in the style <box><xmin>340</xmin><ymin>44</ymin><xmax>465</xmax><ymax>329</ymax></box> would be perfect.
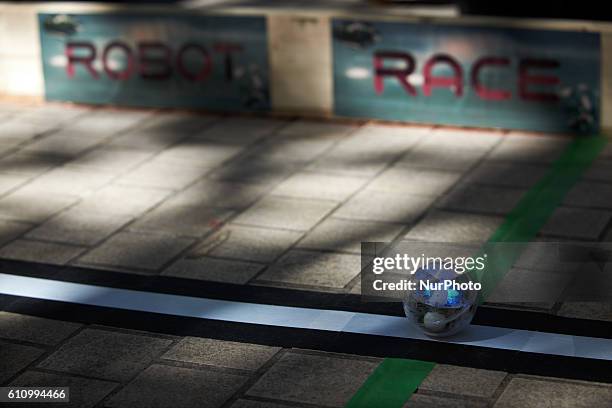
<box><xmin>1</xmin><ymin>273</ymin><xmax>610</xmax><ymax>360</ymax></box>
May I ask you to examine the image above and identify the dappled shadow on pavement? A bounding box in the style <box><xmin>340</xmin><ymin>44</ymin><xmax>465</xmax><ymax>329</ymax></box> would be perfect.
<box><xmin>0</xmin><ymin>102</ymin><xmax>610</xmax><ymax>321</ymax></box>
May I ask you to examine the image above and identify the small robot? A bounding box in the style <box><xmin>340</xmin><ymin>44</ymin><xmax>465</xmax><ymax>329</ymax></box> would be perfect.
<box><xmin>333</xmin><ymin>21</ymin><xmax>380</xmax><ymax>49</ymax></box>
<box><xmin>559</xmin><ymin>83</ymin><xmax>597</xmax><ymax>134</ymax></box>
<box><xmin>402</xmin><ymin>268</ymin><xmax>478</xmax><ymax>337</ymax></box>
<box><xmin>43</xmin><ymin>14</ymin><xmax>80</xmax><ymax>37</ymax></box>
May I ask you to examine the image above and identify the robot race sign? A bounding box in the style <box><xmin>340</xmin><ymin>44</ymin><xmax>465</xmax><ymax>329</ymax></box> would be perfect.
<box><xmin>333</xmin><ymin>20</ymin><xmax>601</xmax><ymax>133</ymax></box>
<box><xmin>39</xmin><ymin>14</ymin><xmax>269</xmax><ymax>111</ymax></box>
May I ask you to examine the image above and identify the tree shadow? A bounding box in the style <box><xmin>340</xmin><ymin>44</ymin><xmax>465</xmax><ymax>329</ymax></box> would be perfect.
<box><xmin>0</xmin><ymin>102</ymin><xmax>609</xmax><ymax>324</ymax></box>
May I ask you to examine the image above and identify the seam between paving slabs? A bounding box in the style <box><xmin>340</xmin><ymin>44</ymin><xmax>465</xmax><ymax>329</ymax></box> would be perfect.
<box><xmin>344</xmin><ymin>135</ymin><xmax>608</xmax><ymax>408</ymax></box>
<box><xmin>59</xmin><ymin>115</ymin><xmax>296</xmax><ymax>274</ymax></box>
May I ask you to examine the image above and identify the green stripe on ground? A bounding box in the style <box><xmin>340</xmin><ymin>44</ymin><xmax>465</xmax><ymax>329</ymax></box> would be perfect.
<box><xmin>347</xmin><ymin>136</ymin><xmax>607</xmax><ymax>408</ymax></box>
<box><xmin>476</xmin><ymin>136</ymin><xmax>608</xmax><ymax>301</ymax></box>
<box><xmin>345</xmin><ymin>359</ymin><xmax>435</xmax><ymax>408</ymax></box>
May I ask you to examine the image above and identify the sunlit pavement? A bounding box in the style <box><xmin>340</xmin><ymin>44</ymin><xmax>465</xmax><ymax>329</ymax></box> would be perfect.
<box><xmin>1</xmin><ymin>102</ymin><xmax>612</xmax><ymax>407</ymax></box>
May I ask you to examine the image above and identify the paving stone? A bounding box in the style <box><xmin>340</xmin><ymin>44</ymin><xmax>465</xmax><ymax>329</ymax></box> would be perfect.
<box><xmin>162</xmin><ymin>256</ymin><xmax>264</xmax><ymax>284</ymax></box>
<box><xmin>10</xmin><ymin>370</ymin><xmax>117</xmax><ymax>408</ymax></box>
<box><xmin>248</xmin><ymin>137</ymin><xmax>340</xmax><ymax>165</ymax></box>
<box><xmin>0</xmin><ymin>136</ymin><xmax>19</xmax><ymax>153</ymax></box>
<box><xmin>0</xmin><ymin>173</ymin><xmax>29</xmax><ymax>196</ymax></box>
<box><xmin>398</xmin><ymin>144</ymin><xmax>484</xmax><ymax>171</ymax></box>
<box><xmin>22</xmin><ymin>133</ymin><xmax>104</xmax><ymax>156</ymax></box>
<box><xmin>334</xmin><ymin>190</ymin><xmax>434</xmax><ymax>224</ymax></box>
<box><xmin>437</xmin><ymin>184</ymin><xmax>525</xmax><ymax>215</ymax></box>
<box><xmin>349</xmin><ymin>279</ymin><xmax>361</xmax><ymax>294</ymax></box>
<box><xmin>306</xmin><ymin>126</ymin><xmax>427</xmax><ymax>177</ymax></box>
<box><xmin>488</xmin><ymin>133</ymin><xmax>569</xmax><ymax>163</ymax></box>
<box><xmin>0</xmin><ymin>190</ymin><xmax>76</xmax><ymax>223</ymax></box>
<box><xmin>67</xmin><ymin>109</ymin><xmax>150</xmax><ymax>137</ymax></box>
<box><xmin>494</xmin><ymin>377</ymin><xmax>612</xmax><ymax>408</ymax></box>
<box><xmin>10</xmin><ymin>113</ymin><xmax>61</xmax><ymax>130</ymax></box>
<box><xmin>72</xmin><ymin>185</ymin><xmax>171</xmax><ymax>216</ymax></box>
<box><xmin>419</xmin><ymin>364</ymin><xmax>506</xmax><ymax>398</ymax></box>
<box><xmin>404</xmin><ymin>394</ymin><xmax>487</xmax><ymax>408</ymax></box>
<box><xmin>486</xmin><ymin>267</ymin><xmax>572</xmax><ymax>307</ymax></box>
<box><xmin>298</xmin><ymin>217</ymin><xmax>404</xmax><ymax>253</ymax></box>
<box><xmin>557</xmin><ymin>302</ymin><xmax>612</xmax><ymax>321</ymax></box>
<box><xmin>154</xmin><ymin>140</ymin><xmax>244</xmax><ymax>168</ymax></box>
<box><xmin>106</xmin><ymin>131</ymin><xmax>184</xmax><ymax>152</ymax></box>
<box><xmin>68</xmin><ymin>146</ymin><xmax>154</xmax><ymax>174</ymax></box>
<box><xmin>343</xmin><ymin>124</ymin><xmax>429</xmax><ymax>152</ymax></box>
<box><xmin>0</xmin><ymin>107</ymin><xmax>15</xmax><ymax>117</ymax></box>
<box><xmin>22</xmin><ymin>167</ymin><xmax>115</xmax><ymax>196</ymax></box>
<box><xmin>37</xmin><ymin>328</ymin><xmax>172</xmax><ymax>382</ymax></box>
<box><xmin>0</xmin><ymin>311</ymin><xmax>81</xmax><ymax>345</ymax></box>
<box><xmin>140</xmin><ymin>113</ymin><xmax>215</xmax><ymax>136</ymax></box>
<box><xmin>584</xmin><ymin>160</ymin><xmax>612</xmax><ymax>183</ymax></box>
<box><xmin>0</xmin><ymin>219</ymin><xmax>31</xmax><ymax>246</ymax></box>
<box><xmin>162</xmin><ymin>179</ymin><xmax>267</xmax><ymax>210</ymax></box>
<box><xmin>130</xmin><ymin>203</ymin><xmax>232</xmax><ymax>237</ymax></box>
<box><xmin>417</xmin><ymin>128</ymin><xmax>501</xmax><ymax>152</ymax></box>
<box><xmin>513</xmin><ymin>240</ymin><xmax>580</xmax><ymax>274</ymax></box>
<box><xmin>404</xmin><ymin>210</ymin><xmax>503</xmax><ymax>243</ymax></box>
<box><xmin>0</xmin><ymin>239</ymin><xmax>86</xmax><ymax>265</ymax></box>
<box><xmin>0</xmin><ymin>151</ymin><xmax>65</xmax><ymax>177</ymax></box>
<box><xmin>466</xmin><ymin>162</ymin><xmax>549</xmax><ymax>188</ymax></box>
<box><xmin>561</xmin><ymin>262</ymin><xmax>612</xmax><ymax>303</ymax></box>
<box><xmin>0</xmin><ymin>101</ymin><xmax>24</xmax><ymax>113</ymax></box>
<box><xmin>256</xmin><ymin>250</ymin><xmax>361</xmax><ymax>288</ymax></box>
<box><xmin>107</xmin><ymin>115</ymin><xmax>212</xmax><ymax>151</ymax></box>
<box><xmin>564</xmin><ymin>181</ymin><xmax>612</xmax><ymax>210</ymax></box>
<box><xmin>540</xmin><ymin>207</ymin><xmax>611</xmax><ymax>240</ymax></box>
<box><xmin>0</xmin><ymin>144</ymin><xmax>18</xmax><ymax>157</ymax></box>
<box><xmin>233</xmin><ymin>196</ymin><xmax>336</xmax><ymax>231</ymax></box>
<box><xmin>1</xmin><ymin>121</ymin><xmax>53</xmax><ymax>144</ymax></box>
<box><xmin>27</xmin><ymin>208</ymin><xmax>132</xmax><ymax>246</ymax></box>
<box><xmin>270</xmin><ymin>171</ymin><xmax>367</xmax><ymax>201</ymax></box>
<box><xmin>230</xmin><ymin>400</ymin><xmax>295</xmax><ymax>408</ymax></box>
<box><xmin>78</xmin><ymin>231</ymin><xmax>195</xmax><ymax>271</ymax></box>
<box><xmin>117</xmin><ymin>160</ymin><xmax>209</xmax><ymax>190</ymax></box>
<box><xmin>193</xmin><ymin>225</ymin><xmax>302</xmax><ymax>262</ymax></box>
<box><xmin>44</xmin><ymin>124</ymin><xmax>115</xmax><ymax>141</ymax></box>
<box><xmin>365</xmin><ymin>124</ymin><xmax>433</xmax><ymax>137</ymax></box>
<box><xmin>364</xmin><ymin>167</ymin><xmax>461</xmax><ymax>197</ymax></box>
<box><xmin>246</xmin><ymin>352</ymin><xmax>378</xmax><ymax>407</ymax></box>
<box><xmin>106</xmin><ymin>364</ymin><xmax>248</xmax><ymax>408</ymax></box>
<box><xmin>18</xmin><ymin>105</ymin><xmax>87</xmax><ymax>125</ymax></box>
<box><xmin>197</xmin><ymin>117</ymin><xmax>287</xmax><ymax>144</ymax></box>
<box><xmin>307</xmin><ymin>148</ymin><xmax>393</xmax><ymax>177</ymax></box>
<box><xmin>276</xmin><ymin>120</ymin><xmax>357</xmax><ymax>138</ymax></box>
<box><xmin>210</xmin><ymin>158</ymin><xmax>298</xmax><ymax>186</ymax></box>
<box><xmin>0</xmin><ymin>341</ymin><xmax>44</xmax><ymax>383</ymax></box>
<box><xmin>163</xmin><ymin>337</ymin><xmax>280</xmax><ymax>371</ymax></box>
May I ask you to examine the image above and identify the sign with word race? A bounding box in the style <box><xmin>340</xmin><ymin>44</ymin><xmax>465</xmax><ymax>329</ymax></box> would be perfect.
<box><xmin>332</xmin><ymin>20</ymin><xmax>601</xmax><ymax>133</ymax></box>
<box><xmin>39</xmin><ymin>13</ymin><xmax>269</xmax><ymax>111</ymax></box>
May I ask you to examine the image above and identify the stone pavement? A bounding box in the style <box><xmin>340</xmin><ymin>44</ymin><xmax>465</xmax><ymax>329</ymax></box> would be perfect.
<box><xmin>1</xmin><ymin>102</ymin><xmax>611</xmax><ymax>319</ymax></box>
<box><xmin>1</xmin><ymin>102</ymin><xmax>612</xmax><ymax>406</ymax></box>
<box><xmin>1</xmin><ymin>311</ymin><xmax>612</xmax><ymax>408</ymax></box>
